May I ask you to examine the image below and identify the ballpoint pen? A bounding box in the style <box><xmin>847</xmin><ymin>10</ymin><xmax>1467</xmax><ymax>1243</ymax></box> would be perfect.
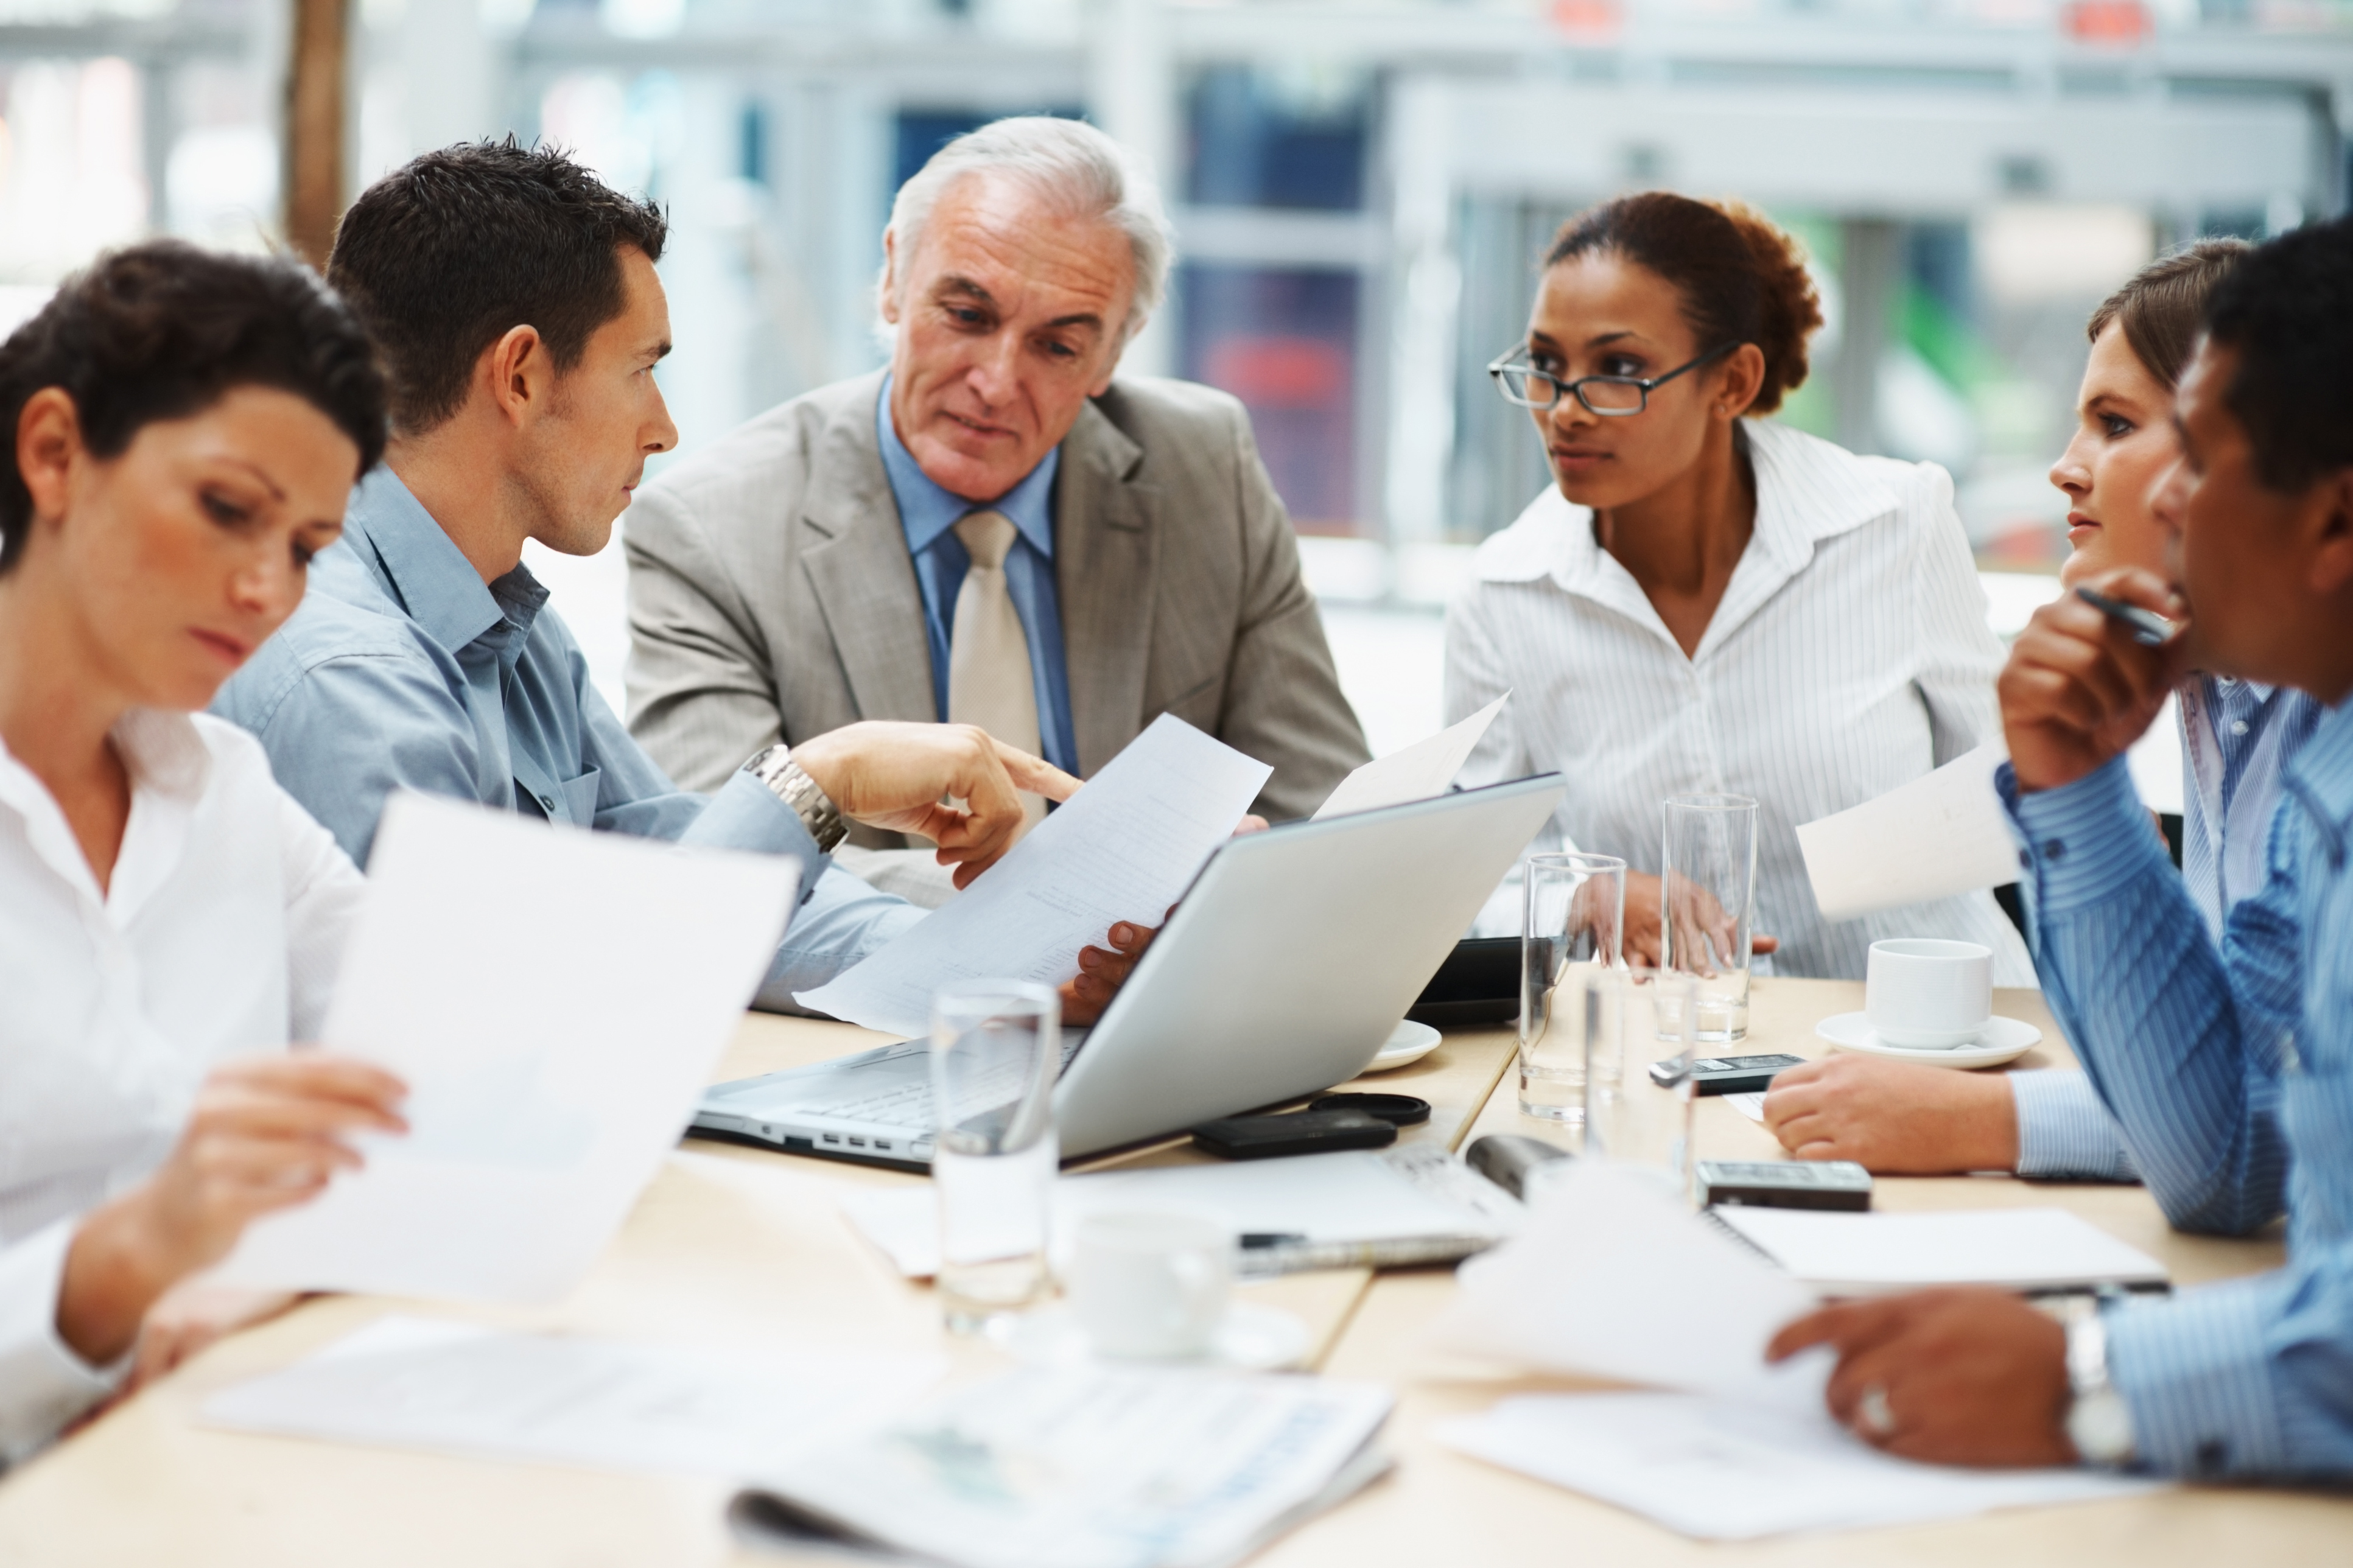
<box><xmin>2072</xmin><ymin>585</ymin><xmax>2178</xmax><ymax>648</ymax></box>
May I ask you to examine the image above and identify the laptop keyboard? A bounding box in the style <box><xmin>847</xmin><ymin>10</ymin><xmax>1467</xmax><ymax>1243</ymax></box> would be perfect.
<box><xmin>819</xmin><ymin>1032</ymin><xmax>1088</xmax><ymax>1130</ymax></box>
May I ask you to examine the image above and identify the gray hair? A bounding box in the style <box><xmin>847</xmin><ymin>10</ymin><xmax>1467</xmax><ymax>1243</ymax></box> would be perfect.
<box><xmin>880</xmin><ymin>116</ymin><xmax>1175</xmax><ymax>345</ymax></box>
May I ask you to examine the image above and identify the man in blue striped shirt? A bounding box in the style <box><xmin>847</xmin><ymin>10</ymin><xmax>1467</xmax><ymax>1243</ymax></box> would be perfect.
<box><xmin>1770</xmin><ymin>217</ymin><xmax>2353</xmax><ymax>1477</ymax></box>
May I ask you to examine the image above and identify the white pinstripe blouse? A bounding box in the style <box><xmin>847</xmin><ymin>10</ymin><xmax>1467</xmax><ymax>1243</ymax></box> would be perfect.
<box><xmin>1447</xmin><ymin>419</ymin><xmax>2033</xmax><ymax>984</ymax></box>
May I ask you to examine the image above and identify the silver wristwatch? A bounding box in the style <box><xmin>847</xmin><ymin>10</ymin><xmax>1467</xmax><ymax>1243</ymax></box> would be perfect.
<box><xmin>743</xmin><ymin>745</ymin><xmax>846</xmax><ymax>853</ymax></box>
<box><xmin>2064</xmin><ymin>1311</ymin><xmax>2137</xmax><ymax>1468</ymax></box>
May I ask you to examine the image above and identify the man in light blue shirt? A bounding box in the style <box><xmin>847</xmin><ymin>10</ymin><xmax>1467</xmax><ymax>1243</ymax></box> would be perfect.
<box><xmin>1770</xmin><ymin>217</ymin><xmax>2353</xmax><ymax>1477</ymax></box>
<box><xmin>214</xmin><ymin>141</ymin><xmax>1151</xmax><ymax>1020</ymax></box>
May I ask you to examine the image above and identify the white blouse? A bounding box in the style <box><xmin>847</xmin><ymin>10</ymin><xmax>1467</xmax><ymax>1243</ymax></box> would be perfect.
<box><xmin>0</xmin><ymin>710</ymin><xmax>362</xmax><ymax>1461</ymax></box>
<box><xmin>1448</xmin><ymin>419</ymin><xmax>2033</xmax><ymax>985</ymax></box>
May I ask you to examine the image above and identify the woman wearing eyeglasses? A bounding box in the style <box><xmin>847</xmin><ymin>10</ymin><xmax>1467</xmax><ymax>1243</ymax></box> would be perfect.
<box><xmin>1448</xmin><ymin>191</ymin><xmax>2030</xmax><ymax>982</ymax></box>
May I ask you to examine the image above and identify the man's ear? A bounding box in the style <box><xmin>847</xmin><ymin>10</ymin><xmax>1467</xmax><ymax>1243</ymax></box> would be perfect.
<box><xmin>482</xmin><ymin>324</ymin><xmax>547</xmax><ymax>427</ymax></box>
<box><xmin>2308</xmin><ymin>466</ymin><xmax>2353</xmax><ymax>597</ymax></box>
<box><xmin>877</xmin><ymin>231</ymin><xmax>902</xmax><ymax>327</ymax></box>
<box><xmin>14</xmin><ymin>387</ymin><xmax>83</xmax><ymax>527</ymax></box>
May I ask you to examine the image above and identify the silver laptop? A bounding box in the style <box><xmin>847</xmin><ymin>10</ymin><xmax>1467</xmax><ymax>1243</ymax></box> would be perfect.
<box><xmin>690</xmin><ymin>773</ymin><xmax>1566</xmax><ymax>1169</ymax></box>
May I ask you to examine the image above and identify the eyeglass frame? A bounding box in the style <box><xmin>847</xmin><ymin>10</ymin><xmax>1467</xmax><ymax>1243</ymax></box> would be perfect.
<box><xmin>1486</xmin><ymin>339</ymin><xmax>1738</xmax><ymax>416</ymax></box>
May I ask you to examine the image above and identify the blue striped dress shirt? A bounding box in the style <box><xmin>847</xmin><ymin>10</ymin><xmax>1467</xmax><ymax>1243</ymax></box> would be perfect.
<box><xmin>2001</xmin><ymin>694</ymin><xmax>2353</xmax><ymax>1478</ymax></box>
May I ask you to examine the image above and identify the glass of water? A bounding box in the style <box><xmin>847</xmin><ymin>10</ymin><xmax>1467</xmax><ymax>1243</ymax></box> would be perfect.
<box><xmin>930</xmin><ymin>980</ymin><xmax>1061</xmax><ymax>1335</ymax></box>
<box><xmin>1660</xmin><ymin>794</ymin><xmax>1759</xmax><ymax>1042</ymax></box>
<box><xmin>1518</xmin><ymin>852</ymin><xmax>1627</xmax><ymax>1122</ymax></box>
<box><xmin>1584</xmin><ymin>966</ymin><xmax>1700</xmax><ymax>1202</ymax></box>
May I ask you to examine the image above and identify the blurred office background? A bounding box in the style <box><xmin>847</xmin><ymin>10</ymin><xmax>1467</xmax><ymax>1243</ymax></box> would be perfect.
<box><xmin>1</xmin><ymin>0</ymin><xmax>2348</xmax><ymax>752</ymax></box>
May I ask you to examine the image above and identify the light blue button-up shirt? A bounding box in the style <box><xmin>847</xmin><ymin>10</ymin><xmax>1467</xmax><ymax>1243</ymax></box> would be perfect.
<box><xmin>875</xmin><ymin>380</ymin><xmax>1078</xmax><ymax>775</ymax></box>
<box><xmin>212</xmin><ymin>469</ymin><xmax>924</xmax><ymax>1010</ymax></box>
<box><xmin>2000</xmin><ymin>698</ymin><xmax>2353</xmax><ymax>1479</ymax></box>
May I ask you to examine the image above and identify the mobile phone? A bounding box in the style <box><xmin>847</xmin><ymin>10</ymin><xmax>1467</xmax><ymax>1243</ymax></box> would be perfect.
<box><xmin>1698</xmin><ymin>1158</ymin><xmax>1873</xmax><ymax>1211</ymax></box>
<box><xmin>1647</xmin><ymin>1052</ymin><xmax>1805</xmax><ymax>1095</ymax></box>
<box><xmin>1191</xmin><ymin>1109</ymin><xmax>1398</xmax><ymax>1160</ymax></box>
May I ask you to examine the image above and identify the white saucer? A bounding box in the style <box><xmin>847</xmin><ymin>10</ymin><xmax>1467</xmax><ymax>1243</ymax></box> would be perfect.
<box><xmin>1814</xmin><ymin>1012</ymin><xmax>2042</xmax><ymax>1069</ymax></box>
<box><xmin>1000</xmin><ymin>1303</ymin><xmax>1311</xmax><ymax>1371</ymax></box>
<box><xmin>1366</xmin><ymin>1019</ymin><xmax>1443</xmax><ymax>1073</ymax></box>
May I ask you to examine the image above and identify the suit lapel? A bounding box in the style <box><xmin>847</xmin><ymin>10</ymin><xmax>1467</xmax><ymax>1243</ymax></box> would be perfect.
<box><xmin>799</xmin><ymin>382</ymin><xmax>939</xmax><ymax>724</ymax></box>
<box><xmin>1054</xmin><ymin>400</ymin><xmax>1157</xmax><ymax>775</ymax></box>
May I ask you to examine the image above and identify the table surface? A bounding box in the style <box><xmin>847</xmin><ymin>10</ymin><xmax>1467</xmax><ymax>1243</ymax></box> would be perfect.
<box><xmin>1</xmin><ymin>978</ymin><xmax>2338</xmax><ymax>1566</ymax></box>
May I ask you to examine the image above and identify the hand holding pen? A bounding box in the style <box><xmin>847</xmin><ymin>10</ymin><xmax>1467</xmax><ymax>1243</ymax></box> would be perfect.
<box><xmin>1997</xmin><ymin>568</ymin><xmax>2188</xmax><ymax>794</ymax></box>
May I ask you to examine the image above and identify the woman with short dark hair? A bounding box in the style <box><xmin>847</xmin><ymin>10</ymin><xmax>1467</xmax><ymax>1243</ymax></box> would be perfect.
<box><xmin>1449</xmin><ymin>192</ymin><xmax>2030</xmax><ymax>982</ymax></box>
<box><xmin>0</xmin><ymin>241</ymin><xmax>406</xmax><ymax>1460</ymax></box>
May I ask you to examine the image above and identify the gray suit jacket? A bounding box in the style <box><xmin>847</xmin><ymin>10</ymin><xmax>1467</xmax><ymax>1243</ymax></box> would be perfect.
<box><xmin>623</xmin><ymin>369</ymin><xmax>1369</xmax><ymax>840</ymax></box>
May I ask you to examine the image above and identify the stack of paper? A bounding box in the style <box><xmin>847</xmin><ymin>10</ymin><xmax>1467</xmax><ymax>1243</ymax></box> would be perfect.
<box><xmin>1711</xmin><ymin>1206</ymin><xmax>2170</xmax><ymax>1296</ymax></box>
<box><xmin>795</xmin><ymin>716</ymin><xmax>1271</xmax><ymax>1038</ymax></box>
<box><xmin>1436</xmin><ymin>1387</ymin><xmax>2162</xmax><ymax>1539</ymax></box>
<box><xmin>838</xmin><ymin>1146</ymin><xmax>1520</xmax><ymax>1279</ymax></box>
<box><xmin>203</xmin><ymin>1316</ymin><xmax>942</xmax><ymax>1477</ymax></box>
<box><xmin>732</xmin><ymin>1365</ymin><xmax>1393</xmax><ymax>1568</ymax></box>
<box><xmin>1420</xmin><ymin>1160</ymin><xmax>1817</xmax><ymax>1392</ymax></box>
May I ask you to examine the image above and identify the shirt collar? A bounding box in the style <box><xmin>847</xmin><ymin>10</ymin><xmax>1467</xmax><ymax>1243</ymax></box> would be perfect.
<box><xmin>874</xmin><ymin>376</ymin><xmax>1060</xmax><ymax>559</ymax></box>
<box><xmin>342</xmin><ymin>467</ymin><xmax>550</xmax><ymax>654</ymax></box>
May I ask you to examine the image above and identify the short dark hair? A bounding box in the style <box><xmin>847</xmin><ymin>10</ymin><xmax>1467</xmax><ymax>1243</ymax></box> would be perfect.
<box><xmin>0</xmin><ymin>240</ymin><xmax>386</xmax><ymax>575</ymax></box>
<box><xmin>2203</xmin><ymin>215</ymin><xmax>2353</xmax><ymax>493</ymax></box>
<box><xmin>329</xmin><ymin>138</ymin><xmax>668</xmax><ymax>434</ymax></box>
<box><xmin>2086</xmin><ymin>239</ymin><xmax>2248</xmax><ymax>391</ymax></box>
<box><xmin>1545</xmin><ymin>192</ymin><xmax>1823</xmax><ymax>417</ymax></box>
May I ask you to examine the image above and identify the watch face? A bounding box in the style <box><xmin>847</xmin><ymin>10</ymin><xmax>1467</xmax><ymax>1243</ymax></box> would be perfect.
<box><xmin>2067</xmin><ymin>1388</ymin><xmax>2136</xmax><ymax>1466</ymax></box>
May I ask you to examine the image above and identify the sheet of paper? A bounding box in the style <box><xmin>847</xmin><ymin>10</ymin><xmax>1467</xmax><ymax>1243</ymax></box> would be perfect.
<box><xmin>1311</xmin><ymin>693</ymin><xmax>1507</xmax><ymax>820</ymax></box>
<box><xmin>838</xmin><ymin>1148</ymin><xmax>1509</xmax><ymax>1278</ymax></box>
<box><xmin>737</xmin><ymin>1365</ymin><xmax>1392</xmax><ymax>1568</ymax></box>
<box><xmin>1795</xmin><ymin>743</ymin><xmax>2021</xmax><ymax>924</ymax></box>
<box><xmin>1436</xmin><ymin>1387</ymin><xmax>2161</xmax><ymax>1540</ymax></box>
<box><xmin>1420</xmin><ymin>1160</ymin><xmax>1816</xmax><ymax>1393</ymax></box>
<box><xmin>1714</xmin><ymin>1206</ymin><xmax>2169</xmax><ymax>1296</ymax></box>
<box><xmin>1722</xmin><ymin>1091</ymin><xmax>1768</xmax><ymax>1123</ymax></box>
<box><xmin>214</xmin><ymin>793</ymin><xmax>798</xmax><ymax>1303</ymax></box>
<box><xmin>796</xmin><ymin>716</ymin><xmax>1271</xmax><ymax>1037</ymax></box>
<box><xmin>202</xmin><ymin>1315</ymin><xmax>941</xmax><ymax>1476</ymax></box>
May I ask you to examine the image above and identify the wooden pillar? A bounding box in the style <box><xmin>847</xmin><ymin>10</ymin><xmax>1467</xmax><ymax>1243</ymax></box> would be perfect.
<box><xmin>283</xmin><ymin>0</ymin><xmax>350</xmax><ymax>268</ymax></box>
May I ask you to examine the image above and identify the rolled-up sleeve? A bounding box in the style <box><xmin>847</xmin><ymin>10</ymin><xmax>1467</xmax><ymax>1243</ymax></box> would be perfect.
<box><xmin>0</xmin><ymin>1220</ymin><xmax>125</xmax><ymax>1467</ymax></box>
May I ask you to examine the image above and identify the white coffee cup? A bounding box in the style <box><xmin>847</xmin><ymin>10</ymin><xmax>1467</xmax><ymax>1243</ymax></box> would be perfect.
<box><xmin>1068</xmin><ymin>1211</ymin><xmax>1231</xmax><ymax>1360</ymax></box>
<box><xmin>1865</xmin><ymin>938</ymin><xmax>1993</xmax><ymax>1048</ymax></box>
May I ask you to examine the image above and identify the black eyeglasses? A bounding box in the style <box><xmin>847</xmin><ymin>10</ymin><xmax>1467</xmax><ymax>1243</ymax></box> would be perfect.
<box><xmin>1487</xmin><ymin>340</ymin><xmax>1737</xmax><ymax>416</ymax></box>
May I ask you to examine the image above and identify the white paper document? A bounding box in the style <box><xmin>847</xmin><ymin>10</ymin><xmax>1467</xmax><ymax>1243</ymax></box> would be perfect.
<box><xmin>1795</xmin><ymin>743</ymin><xmax>2021</xmax><ymax>923</ymax></box>
<box><xmin>1421</xmin><ymin>1160</ymin><xmax>1816</xmax><ymax>1393</ymax></box>
<box><xmin>796</xmin><ymin>716</ymin><xmax>1272</xmax><ymax>1037</ymax></box>
<box><xmin>1713</xmin><ymin>1206</ymin><xmax>2169</xmax><ymax>1297</ymax></box>
<box><xmin>1436</xmin><ymin>1386</ymin><xmax>2161</xmax><ymax>1540</ymax></box>
<box><xmin>1722</xmin><ymin>1091</ymin><xmax>1769</xmax><ymax>1123</ymax></box>
<box><xmin>203</xmin><ymin>1316</ymin><xmax>940</xmax><ymax>1476</ymax></box>
<box><xmin>215</xmin><ymin>793</ymin><xmax>798</xmax><ymax>1303</ymax></box>
<box><xmin>734</xmin><ymin>1365</ymin><xmax>1393</xmax><ymax>1568</ymax></box>
<box><xmin>840</xmin><ymin>1147</ymin><xmax>1515</xmax><ymax>1279</ymax></box>
<box><xmin>1311</xmin><ymin>693</ymin><xmax>1507</xmax><ymax>820</ymax></box>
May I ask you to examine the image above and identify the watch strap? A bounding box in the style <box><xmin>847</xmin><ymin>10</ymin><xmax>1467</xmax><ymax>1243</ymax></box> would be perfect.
<box><xmin>743</xmin><ymin>746</ymin><xmax>847</xmax><ymax>853</ymax></box>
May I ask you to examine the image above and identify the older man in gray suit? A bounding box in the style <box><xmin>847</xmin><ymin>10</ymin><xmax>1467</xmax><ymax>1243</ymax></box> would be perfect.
<box><xmin>623</xmin><ymin>117</ymin><xmax>1367</xmax><ymax>898</ymax></box>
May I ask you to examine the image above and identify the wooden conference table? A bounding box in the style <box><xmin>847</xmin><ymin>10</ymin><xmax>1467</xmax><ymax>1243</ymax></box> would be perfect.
<box><xmin>2</xmin><ymin>978</ymin><xmax>2344</xmax><ymax>1566</ymax></box>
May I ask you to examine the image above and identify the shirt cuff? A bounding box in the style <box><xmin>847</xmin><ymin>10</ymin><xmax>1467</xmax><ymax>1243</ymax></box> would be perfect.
<box><xmin>0</xmin><ymin>1219</ymin><xmax>128</xmax><ymax>1466</ymax></box>
<box><xmin>2106</xmin><ymin>1276</ymin><xmax>2295</xmax><ymax>1479</ymax></box>
<box><xmin>2010</xmin><ymin>1069</ymin><xmax>2138</xmax><ymax>1182</ymax></box>
<box><xmin>1998</xmin><ymin>756</ymin><xmax>2173</xmax><ymax>918</ymax></box>
<box><xmin>681</xmin><ymin>771</ymin><xmax>830</xmax><ymax>906</ymax></box>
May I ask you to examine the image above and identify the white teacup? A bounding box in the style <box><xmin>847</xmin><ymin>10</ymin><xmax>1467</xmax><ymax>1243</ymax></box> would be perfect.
<box><xmin>1865</xmin><ymin>938</ymin><xmax>1993</xmax><ymax>1048</ymax></box>
<box><xmin>1068</xmin><ymin>1211</ymin><xmax>1231</xmax><ymax>1360</ymax></box>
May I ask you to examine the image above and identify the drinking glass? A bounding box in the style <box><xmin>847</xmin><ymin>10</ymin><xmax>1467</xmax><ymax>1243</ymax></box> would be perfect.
<box><xmin>1583</xmin><ymin>966</ymin><xmax>1700</xmax><ymax>1202</ymax></box>
<box><xmin>930</xmin><ymin>980</ymin><xmax>1061</xmax><ymax>1334</ymax></box>
<box><xmin>1660</xmin><ymin>794</ymin><xmax>1759</xmax><ymax>1042</ymax></box>
<box><xmin>1518</xmin><ymin>852</ymin><xmax>1627</xmax><ymax>1122</ymax></box>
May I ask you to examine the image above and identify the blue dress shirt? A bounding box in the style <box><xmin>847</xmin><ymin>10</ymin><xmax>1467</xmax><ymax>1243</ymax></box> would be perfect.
<box><xmin>2010</xmin><ymin>682</ymin><xmax>2324</xmax><ymax>1181</ymax></box>
<box><xmin>212</xmin><ymin>469</ymin><xmax>923</xmax><ymax>1009</ymax></box>
<box><xmin>874</xmin><ymin>380</ymin><xmax>1078</xmax><ymax>776</ymax></box>
<box><xmin>2000</xmin><ymin>698</ymin><xmax>2353</xmax><ymax>1479</ymax></box>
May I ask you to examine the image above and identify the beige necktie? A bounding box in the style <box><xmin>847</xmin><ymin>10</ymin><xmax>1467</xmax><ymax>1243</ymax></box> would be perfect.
<box><xmin>948</xmin><ymin>510</ymin><xmax>1046</xmax><ymax>831</ymax></box>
